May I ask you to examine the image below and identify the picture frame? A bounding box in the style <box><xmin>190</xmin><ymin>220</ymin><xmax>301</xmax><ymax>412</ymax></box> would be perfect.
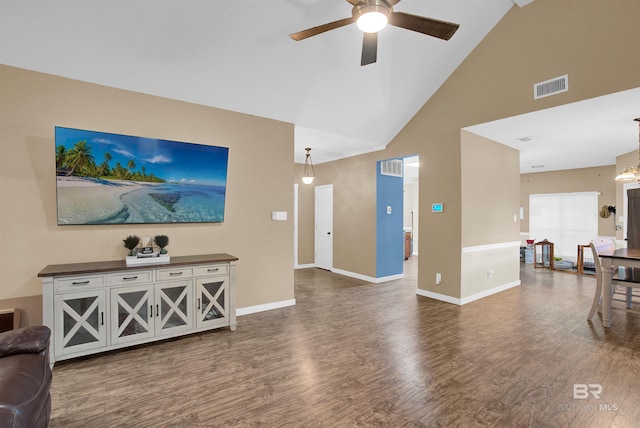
<box><xmin>55</xmin><ymin>126</ymin><xmax>229</xmax><ymax>225</ymax></box>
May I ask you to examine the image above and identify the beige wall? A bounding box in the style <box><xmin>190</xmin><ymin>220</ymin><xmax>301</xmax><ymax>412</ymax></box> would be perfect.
<box><xmin>299</xmin><ymin>0</ymin><xmax>640</xmax><ymax>300</ymax></box>
<box><xmin>296</xmin><ymin>182</ymin><xmax>315</xmax><ymax>266</ymax></box>
<box><xmin>460</xmin><ymin>131</ymin><xmax>520</xmax><ymax>300</ymax></box>
<box><xmin>520</xmin><ymin>165</ymin><xmax>617</xmax><ymax>237</ymax></box>
<box><xmin>312</xmin><ymin>156</ymin><xmax>378</xmax><ymax>276</ymax></box>
<box><xmin>0</xmin><ymin>65</ymin><xmax>295</xmax><ymax>326</ymax></box>
<box><xmin>461</xmin><ymin>131</ymin><xmax>520</xmax><ymax>248</ymax></box>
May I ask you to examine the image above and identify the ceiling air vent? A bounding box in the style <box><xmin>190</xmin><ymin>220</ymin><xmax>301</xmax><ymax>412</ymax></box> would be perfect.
<box><xmin>380</xmin><ymin>159</ymin><xmax>403</xmax><ymax>177</ymax></box>
<box><xmin>534</xmin><ymin>74</ymin><xmax>568</xmax><ymax>100</ymax></box>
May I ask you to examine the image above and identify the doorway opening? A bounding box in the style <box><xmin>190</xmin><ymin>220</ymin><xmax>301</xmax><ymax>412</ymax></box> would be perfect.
<box><xmin>403</xmin><ymin>156</ymin><xmax>419</xmax><ymax>280</ymax></box>
<box><xmin>375</xmin><ymin>155</ymin><xmax>419</xmax><ymax>281</ymax></box>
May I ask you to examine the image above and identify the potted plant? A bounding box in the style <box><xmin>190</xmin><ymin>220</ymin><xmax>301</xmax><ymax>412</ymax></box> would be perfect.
<box><xmin>123</xmin><ymin>235</ymin><xmax>140</xmax><ymax>257</ymax></box>
<box><xmin>154</xmin><ymin>235</ymin><xmax>169</xmax><ymax>255</ymax></box>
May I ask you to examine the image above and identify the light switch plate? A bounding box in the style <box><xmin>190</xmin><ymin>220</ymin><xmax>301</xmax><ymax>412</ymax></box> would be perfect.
<box><xmin>271</xmin><ymin>211</ymin><xmax>287</xmax><ymax>221</ymax></box>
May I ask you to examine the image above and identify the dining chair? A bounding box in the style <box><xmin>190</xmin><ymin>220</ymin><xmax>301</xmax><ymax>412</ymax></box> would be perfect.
<box><xmin>587</xmin><ymin>239</ymin><xmax>640</xmax><ymax>320</ymax></box>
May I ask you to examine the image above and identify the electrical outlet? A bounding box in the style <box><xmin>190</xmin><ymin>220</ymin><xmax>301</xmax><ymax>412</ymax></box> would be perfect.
<box><xmin>487</xmin><ymin>269</ymin><xmax>494</xmax><ymax>279</ymax></box>
<box><xmin>436</xmin><ymin>273</ymin><xmax>442</xmax><ymax>284</ymax></box>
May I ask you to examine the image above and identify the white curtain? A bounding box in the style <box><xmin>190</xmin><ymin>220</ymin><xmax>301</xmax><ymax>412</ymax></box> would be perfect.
<box><xmin>529</xmin><ymin>192</ymin><xmax>598</xmax><ymax>260</ymax></box>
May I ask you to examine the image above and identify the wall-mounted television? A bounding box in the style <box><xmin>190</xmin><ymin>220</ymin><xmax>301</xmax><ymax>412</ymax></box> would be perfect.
<box><xmin>55</xmin><ymin>126</ymin><xmax>229</xmax><ymax>225</ymax></box>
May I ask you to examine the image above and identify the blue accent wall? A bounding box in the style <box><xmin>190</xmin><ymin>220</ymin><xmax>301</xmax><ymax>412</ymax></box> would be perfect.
<box><xmin>376</xmin><ymin>160</ymin><xmax>404</xmax><ymax>277</ymax></box>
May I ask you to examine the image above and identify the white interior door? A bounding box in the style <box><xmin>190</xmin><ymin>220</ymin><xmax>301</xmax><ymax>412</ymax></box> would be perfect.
<box><xmin>315</xmin><ymin>184</ymin><xmax>333</xmax><ymax>270</ymax></box>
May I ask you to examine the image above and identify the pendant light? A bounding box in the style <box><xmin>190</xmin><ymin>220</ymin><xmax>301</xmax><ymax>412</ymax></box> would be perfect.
<box><xmin>302</xmin><ymin>147</ymin><xmax>315</xmax><ymax>184</ymax></box>
<box><xmin>615</xmin><ymin>117</ymin><xmax>640</xmax><ymax>182</ymax></box>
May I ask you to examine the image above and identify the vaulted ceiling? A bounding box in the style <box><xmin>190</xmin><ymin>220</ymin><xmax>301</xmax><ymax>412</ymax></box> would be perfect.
<box><xmin>0</xmin><ymin>0</ymin><xmax>520</xmax><ymax>163</ymax></box>
<box><xmin>8</xmin><ymin>1</ymin><xmax>633</xmax><ymax>173</ymax></box>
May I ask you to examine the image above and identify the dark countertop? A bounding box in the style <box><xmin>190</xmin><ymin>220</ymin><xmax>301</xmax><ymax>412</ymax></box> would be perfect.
<box><xmin>38</xmin><ymin>253</ymin><xmax>238</xmax><ymax>278</ymax></box>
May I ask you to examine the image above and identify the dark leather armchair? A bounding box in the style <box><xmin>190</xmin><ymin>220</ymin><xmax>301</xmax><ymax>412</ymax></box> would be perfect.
<box><xmin>0</xmin><ymin>326</ymin><xmax>52</xmax><ymax>428</ymax></box>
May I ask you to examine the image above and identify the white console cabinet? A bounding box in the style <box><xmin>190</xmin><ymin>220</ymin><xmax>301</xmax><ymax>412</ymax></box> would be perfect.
<box><xmin>39</xmin><ymin>253</ymin><xmax>237</xmax><ymax>365</ymax></box>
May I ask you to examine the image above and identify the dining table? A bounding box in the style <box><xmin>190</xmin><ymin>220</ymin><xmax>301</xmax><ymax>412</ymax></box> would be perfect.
<box><xmin>599</xmin><ymin>247</ymin><xmax>640</xmax><ymax>327</ymax></box>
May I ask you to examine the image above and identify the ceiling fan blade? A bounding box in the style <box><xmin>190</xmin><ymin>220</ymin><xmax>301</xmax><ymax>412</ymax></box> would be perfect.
<box><xmin>361</xmin><ymin>32</ymin><xmax>378</xmax><ymax>66</ymax></box>
<box><xmin>389</xmin><ymin>11</ymin><xmax>459</xmax><ymax>40</ymax></box>
<box><xmin>290</xmin><ymin>17</ymin><xmax>354</xmax><ymax>41</ymax></box>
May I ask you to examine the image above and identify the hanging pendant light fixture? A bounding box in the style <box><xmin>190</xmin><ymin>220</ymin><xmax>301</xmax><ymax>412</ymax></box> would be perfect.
<box><xmin>302</xmin><ymin>147</ymin><xmax>315</xmax><ymax>184</ymax></box>
<box><xmin>615</xmin><ymin>117</ymin><xmax>640</xmax><ymax>182</ymax></box>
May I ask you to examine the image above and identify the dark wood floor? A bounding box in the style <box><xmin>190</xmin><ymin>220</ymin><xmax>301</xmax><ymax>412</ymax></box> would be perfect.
<box><xmin>49</xmin><ymin>259</ymin><xmax>640</xmax><ymax>427</ymax></box>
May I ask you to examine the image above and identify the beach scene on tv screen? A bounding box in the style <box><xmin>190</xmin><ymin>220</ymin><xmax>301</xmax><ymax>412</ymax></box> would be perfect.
<box><xmin>55</xmin><ymin>127</ymin><xmax>228</xmax><ymax>225</ymax></box>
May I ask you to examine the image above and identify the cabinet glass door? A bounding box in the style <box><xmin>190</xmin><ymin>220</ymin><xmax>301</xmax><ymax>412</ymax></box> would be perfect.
<box><xmin>54</xmin><ymin>290</ymin><xmax>106</xmax><ymax>356</ymax></box>
<box><xmin>155</xmin><ymin>280</ymin><xmax>192</xmax><ymax>336</ymax></box>
<box><xmin>111</xmin><ymin>284</ymin><xmax>153</xmax><ymax>344</ymax></box>
<box><xmin>196</xmin><ymin>277</ymin><xmax>227</xmax><ymax>328</ymax></box>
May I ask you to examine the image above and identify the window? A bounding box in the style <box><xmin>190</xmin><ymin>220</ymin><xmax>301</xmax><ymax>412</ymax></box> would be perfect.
<box><xmin>529</xmin><ymin>192</ymin><xmax>598</xmax><ymax>261</ymax></box>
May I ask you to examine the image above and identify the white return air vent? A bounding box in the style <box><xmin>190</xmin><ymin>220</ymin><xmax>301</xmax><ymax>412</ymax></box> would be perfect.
<box><xmin>534</xmin><ymin>74</ymin><xmax>568</xmax><ymax>100</ymax></box>
<box><xmin>380</xmin><ymin>159</ymin><xmax>403</xmax><ymax>177</ymax></box>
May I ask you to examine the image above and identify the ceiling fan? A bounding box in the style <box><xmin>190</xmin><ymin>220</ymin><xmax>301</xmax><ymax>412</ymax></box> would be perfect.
<box><xmin>289</xmin><ymin>0</ymin><xmax>460</xmax><ymax>66</ymax></box>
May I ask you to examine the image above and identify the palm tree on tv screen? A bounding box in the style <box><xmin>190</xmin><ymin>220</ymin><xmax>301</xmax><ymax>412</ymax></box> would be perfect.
<box><xmin>98</xmin><ymin>152</ymin><xmax>112</xmax><ymax>178</ymax></box>
<box><xmin>55</xmin><ymin>145</ymin><xmax>67</xmax><ymax>170</ymax></box>
<box><xmin>126</xmin><ymin>159</ymin><xmax>136</xmax><ymax>180</ymax></box>
<box><xmin>66</xmin><ymin>140</ymin><xmax>95</xmax><ymax>176</ymax></box>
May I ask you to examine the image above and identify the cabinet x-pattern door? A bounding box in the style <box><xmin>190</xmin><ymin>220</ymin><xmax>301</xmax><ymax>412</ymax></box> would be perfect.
<box><xmin>155</xmin><ymin>280</ymin><xmax>193</xmax><ymax>336</ymax></box>
<box><xmin>54</xmin><ymin>289</ymin><xmax>106</xmax><ymax>356</ymax></box>
<box><xmin>111</xmin><ymin>284</ymin><xmax>154</xmax><ymax>344</ymax></box>
<box><xmin>196</xmin><ymin>277</ymin><xmax>228</xmax><ymax>328</ymax></box>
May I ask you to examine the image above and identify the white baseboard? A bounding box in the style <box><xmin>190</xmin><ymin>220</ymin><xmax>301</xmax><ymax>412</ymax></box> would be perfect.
<box><xmin>374</xmin><ymin>273</ymin><xmax>405</xmax><ymax>283</ymax></box>
<box><xmin>331</xmin><ymin>268</ymin><xmax>404</xmax><ymax>284</ymax></box>
<box><xmin>293</xmin><ymin>265</ymin><xmax>405</xmax><ymax>283</ymax></box>
<box><xmin>416</xmin><ymin>289</ymin><xmax>461</xmax><ymax>305</ymax></box>
<box><xmin>460</xmin><ymin>280</ymin><xmax>521</xmax><ymax>305</ymax></box>
<box><xmin>236</xmin><ymin>299</ymin><xmax>296</xmax><ymax>316</ymax></box>
<box><xmin>295</xmin><ymin>263</ymin><xmax>315</xmax><ymax>269</ymax></box>
<box><xmin>416</xmin><ymin>280</ymin><xmax>521</xmax><ymax>306</ymax></box>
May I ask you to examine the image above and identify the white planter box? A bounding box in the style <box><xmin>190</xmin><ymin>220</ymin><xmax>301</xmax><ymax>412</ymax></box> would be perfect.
<box><xmin>126</xmin><ymin>254</ymin><xmax>171</xmax><ymax>266</ymax></box>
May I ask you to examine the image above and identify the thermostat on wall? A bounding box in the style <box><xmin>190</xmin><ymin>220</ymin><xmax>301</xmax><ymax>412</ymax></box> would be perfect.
<box><xmin>432</xmin><ymin>203</ymin><xmax>444</xmax><ymax>213</ymax></box>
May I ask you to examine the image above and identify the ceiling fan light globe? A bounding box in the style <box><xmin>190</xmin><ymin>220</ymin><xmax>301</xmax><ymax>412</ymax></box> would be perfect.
<box><xmin>357</xmin><ymin>11</ymin><xmax>388</xmax><ymax>33</ymax></box>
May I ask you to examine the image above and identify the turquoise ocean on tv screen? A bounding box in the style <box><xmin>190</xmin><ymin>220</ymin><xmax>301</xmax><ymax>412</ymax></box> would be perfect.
<box><xmin>103</xmin><ymin>183</ymin><xmax>226</xmax><ymax>224</ymax></box>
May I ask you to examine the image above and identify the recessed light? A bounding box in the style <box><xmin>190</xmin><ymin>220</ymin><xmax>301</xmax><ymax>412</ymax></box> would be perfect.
<box><xmin>531</xmin><ymin>164</ymin><xmax>545</xmax><ymax>169</ymax></box>
<box><xmin>518</xmin><ymin>136</ymin><xmax>533</xmax><ymax>142</ymax></box>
